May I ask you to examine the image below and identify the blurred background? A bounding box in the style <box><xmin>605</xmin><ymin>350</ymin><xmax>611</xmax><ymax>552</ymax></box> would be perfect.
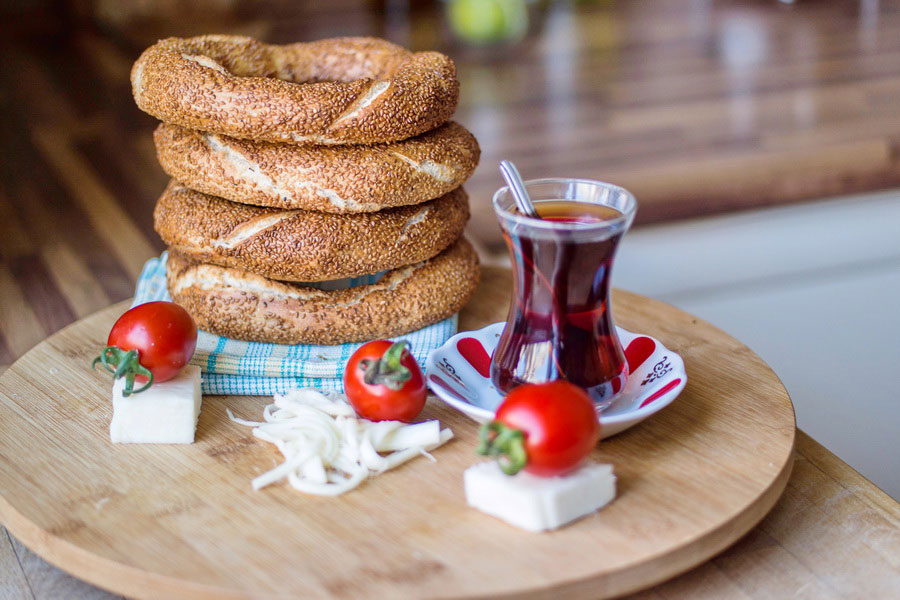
<box><xmin>1</xmin><ymin>0</ymin><xmax>898</xmax><ymax>499</ymax></box>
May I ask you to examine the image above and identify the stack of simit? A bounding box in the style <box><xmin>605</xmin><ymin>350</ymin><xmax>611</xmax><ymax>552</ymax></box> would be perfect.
<box><xmin>131</xmin><ymin>35</ymin><xmax>480</xmax><ymax>345</ymax></box>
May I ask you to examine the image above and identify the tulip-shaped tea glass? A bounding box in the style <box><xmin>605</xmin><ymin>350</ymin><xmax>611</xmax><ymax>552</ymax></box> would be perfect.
<box><xmin>491</xmin><ymin>179</ymin><xmax>637</xmax><ymax>410</ymax></box>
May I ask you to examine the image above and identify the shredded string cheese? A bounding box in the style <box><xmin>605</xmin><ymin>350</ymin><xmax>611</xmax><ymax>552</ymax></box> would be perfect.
<box><xmin>228</xmin><ymin>388</ymin><xmax>453</xmax><ymax>496</ymax></box>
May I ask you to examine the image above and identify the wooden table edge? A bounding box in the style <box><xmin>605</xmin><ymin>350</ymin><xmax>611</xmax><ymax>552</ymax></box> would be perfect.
<box><xmin>500</xmin><ymin>438</ymin><xmax>796</xmax><ymax>600</ymax></box>
<box><xmin>0</xmin><ymin>491</ymin><xmax>250</xmax><ymax>600</ymax></box>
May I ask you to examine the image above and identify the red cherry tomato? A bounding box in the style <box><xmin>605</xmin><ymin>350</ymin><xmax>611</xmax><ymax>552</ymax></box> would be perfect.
<box><xmin>478</xmin><ymin>381</ymin><xmax>600</xmax><ymax>477</ymax></box>
<box><xmin>343</xmin><ymin>340</ymin><xmax>426</xmax><ymax>422</ymax></box>
<box><xmin>93</xmin><ymin>301</ymin><xmax>197</xmax><ymax>395</ymax></box>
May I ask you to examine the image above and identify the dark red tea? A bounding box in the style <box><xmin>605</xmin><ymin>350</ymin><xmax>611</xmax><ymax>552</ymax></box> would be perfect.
<box><xmin>491</xmin><ymin>200</ymin><xmax>628</xmax><ymax>406</ymax></box>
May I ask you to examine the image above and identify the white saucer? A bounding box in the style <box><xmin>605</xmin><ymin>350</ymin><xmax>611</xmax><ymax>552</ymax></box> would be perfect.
<box><xmin>425</xmin><ymin>322</ymin><xmax>687</xmax><ymax>439</ymax></box>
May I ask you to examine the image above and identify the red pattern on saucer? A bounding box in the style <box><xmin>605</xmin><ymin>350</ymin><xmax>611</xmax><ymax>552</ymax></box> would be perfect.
<box><xmin>456</xmin><ymin>337</ymin><xmax>491</xmax><ymax>378</ymax></box>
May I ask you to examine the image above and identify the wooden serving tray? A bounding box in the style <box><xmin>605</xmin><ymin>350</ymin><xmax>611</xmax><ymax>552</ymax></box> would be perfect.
<box><xmin>0</xmin><ymin>267</ymin><xmax>795</xmax><ymax>599</ymax></box>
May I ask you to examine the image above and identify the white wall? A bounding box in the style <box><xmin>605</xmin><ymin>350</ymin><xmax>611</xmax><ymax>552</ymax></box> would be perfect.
<box><xmin>612</xmin><ymin>191</ymin><xmax>900</xmax><ymax>500</ymax></box>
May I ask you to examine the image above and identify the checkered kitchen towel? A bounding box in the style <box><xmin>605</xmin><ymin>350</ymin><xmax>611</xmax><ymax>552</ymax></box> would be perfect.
<box><xmin>133</xmin><ymin>253</ymin><xmax>457</xmax><ymax>395</ymax></box>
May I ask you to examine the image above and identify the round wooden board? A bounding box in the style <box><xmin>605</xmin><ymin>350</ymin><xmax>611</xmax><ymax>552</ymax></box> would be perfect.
<box><xmin>0</xmin><ymin>267</ymin><xmax>795</xmax><ymax>600</ymax></box>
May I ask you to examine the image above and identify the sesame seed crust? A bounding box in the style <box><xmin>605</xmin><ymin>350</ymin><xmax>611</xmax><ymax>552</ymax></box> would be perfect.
<box><xmin>154</xmin><ymin>181</ymin><xmax>470</xmax><ymax>282</ymax></box>
<box><xmin>153</xmin><ymin>121</ymin><xmax>480</xmax><ymax>212</ymax></box>
<box><xmin>131</xmin><ymin>35</ymin><xmax>460</xmax><ymax>145</ymax></box>
<box><xmin>165</xmin><ymin>236</ymin><xmax>480</xmax><ymax>345</ymax></box>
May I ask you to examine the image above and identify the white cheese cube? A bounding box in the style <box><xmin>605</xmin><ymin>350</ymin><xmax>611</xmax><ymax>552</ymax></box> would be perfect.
<box><xmin>464</xmin><ymin>461</ymin><xmax>616</xmax><ymax>532</ymax></box>
<box><xmin>110</xmin><ymin>365</ymin><xmax>202</xmax><ymax>444</ymax></box>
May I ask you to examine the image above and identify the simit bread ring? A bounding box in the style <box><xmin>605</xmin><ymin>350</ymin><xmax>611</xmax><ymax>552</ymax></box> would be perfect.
<box><xmin>153</xmin><ymin>121</ymin><xmax>480</xmax><ymax>212</ymax></box>
<box><xmin>153</xmin><ymin>181</ymin><xmax>470</xmax><ymax>282</ymax></box>
<box><xmin>166</xmin><ymin>237</ymin><xmax>480</xmax><ymax>345</ymax></box>
<box><xmin>131</xmin><ymin>35</ymin><xmax>459</xmax><ymax>145</ymax></box>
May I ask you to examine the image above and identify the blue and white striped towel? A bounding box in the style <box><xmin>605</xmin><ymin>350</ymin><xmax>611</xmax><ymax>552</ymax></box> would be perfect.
<box><xmin>133</xmin><ymin>252</ymin><xmax>457</xmax><ymax>395</ymax></box>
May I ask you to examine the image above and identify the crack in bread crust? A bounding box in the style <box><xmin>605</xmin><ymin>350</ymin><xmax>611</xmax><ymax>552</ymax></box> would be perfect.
<box><xmin>390</xmin><ymin>152</ymin><xmax>455</xmax><ymax>183</ymax></box>
<box><xmin>202</xmin><ymin>133</ymin><xmax>376</xmax><ymax>211</ymax></box>
<box><xmin>210</xmin><ymin>211</ymin><xmax>301</xmax><ymax>249</ymax></box>
<box><xmin>172</xmin><ymin>261</ymin><xmax>422</xmax><ymax>306</ymax></box>
<box><xmin>180</xmin><ymin>54</ymin><xmax>229</xmax><ymax>74</ymax></box>
<box><xmin>330</xmin><ymin>80</ymin><xmax>392</xmax><ymax>126</ymax></box>
<box><xmin>203</xmin><ymin>133</ymin><xmax>299</xmax><ymax>205</ymax></box>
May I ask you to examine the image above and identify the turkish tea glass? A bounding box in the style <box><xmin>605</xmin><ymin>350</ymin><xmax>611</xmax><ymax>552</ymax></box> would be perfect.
<box><xmin>490</xmin><ymin>178</ymin><xmax>637</xmax><ymax>410</ymax></box>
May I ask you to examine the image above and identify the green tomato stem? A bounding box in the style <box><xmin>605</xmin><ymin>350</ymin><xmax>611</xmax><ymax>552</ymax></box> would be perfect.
<box><xmin>359</xmin><ymin>341</ymin><xmax>412</xmax><ymax>391</ymax></box>
<box><xmin>92</xmin><ymin>346</ymin><xmax>154</xmax><ymax>396</ymax></box>
<box><xmin>477</xmin><ymin>421</ymin><xmax>528</xmax><ymax>475</ymax></box>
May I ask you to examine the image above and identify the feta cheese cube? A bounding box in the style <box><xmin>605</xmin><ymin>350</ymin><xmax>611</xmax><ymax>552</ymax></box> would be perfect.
<box><xmin>110</xmin><ymin>365</ymin><xmax>202</xmax><ymax>444</ymax></box>
<box><xmin>464</xmin><ymin>461</ymin><xmax>616</xmax><ymax>532</ymax></box>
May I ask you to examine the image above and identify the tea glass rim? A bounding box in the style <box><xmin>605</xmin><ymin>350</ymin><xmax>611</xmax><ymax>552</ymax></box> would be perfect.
<box><xmin>492</xmin><ymin>177</ymin><xmax>637</xmax><ymax>231</ymax></box>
